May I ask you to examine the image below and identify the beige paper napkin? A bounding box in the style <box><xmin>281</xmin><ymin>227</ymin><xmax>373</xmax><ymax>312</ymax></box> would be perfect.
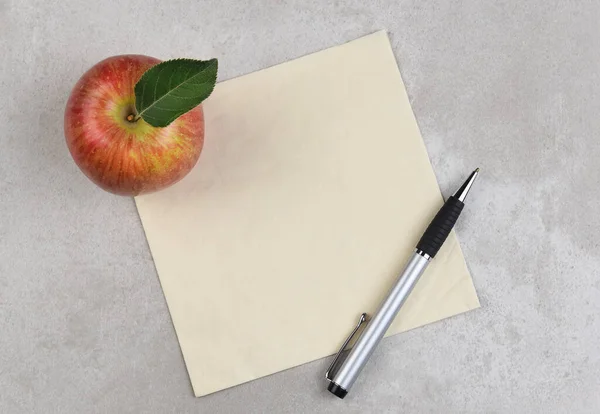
<box><xmin>135</xmin><ymin>31</ymin><xmax>479</xmax><ymax>397</ymax></box>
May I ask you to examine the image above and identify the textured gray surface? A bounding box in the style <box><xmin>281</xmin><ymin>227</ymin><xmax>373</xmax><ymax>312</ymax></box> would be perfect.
<box><xmin>1</xmin><ymin>0</ymin><xmax>599</xmax><ymax>413</ymax></box>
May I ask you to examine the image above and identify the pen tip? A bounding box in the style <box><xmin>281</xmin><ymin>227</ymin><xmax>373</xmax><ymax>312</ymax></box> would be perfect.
<box><xmin>453</xmin><ymin>168</ymin><xmax>480</xmax><ymax>202</ymax></box>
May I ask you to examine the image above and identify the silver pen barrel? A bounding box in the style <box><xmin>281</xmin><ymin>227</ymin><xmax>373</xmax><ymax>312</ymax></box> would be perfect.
<box><xmin>327</xmin><ymin>250</ymin><xmax>430</xmax><ymax>396</ymax></box>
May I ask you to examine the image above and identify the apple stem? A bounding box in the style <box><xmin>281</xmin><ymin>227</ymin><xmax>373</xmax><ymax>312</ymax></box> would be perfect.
<box><xmin>126</xmin><ymin>113</ymin><xmax>142</xmax><ymax>123</ymax></box>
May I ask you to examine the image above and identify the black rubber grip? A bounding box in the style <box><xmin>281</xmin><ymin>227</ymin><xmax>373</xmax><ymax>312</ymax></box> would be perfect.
<box><xmin>416</xmin><ymin>196</ymin><xmax>464</xmax><ymax>258</ymax></box>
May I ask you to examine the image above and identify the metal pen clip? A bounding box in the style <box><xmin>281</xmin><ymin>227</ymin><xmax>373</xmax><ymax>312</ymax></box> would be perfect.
<box><xmin>325</xmin><ymin>313</ymin><xmax>368</xmax><ymax>382</ymax></box>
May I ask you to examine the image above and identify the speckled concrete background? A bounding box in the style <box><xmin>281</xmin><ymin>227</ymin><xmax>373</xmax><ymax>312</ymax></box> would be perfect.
<box><xmin>1</xmin><ymin>1</ymin><xmax>599</xmax><ymax>413</ymax></box>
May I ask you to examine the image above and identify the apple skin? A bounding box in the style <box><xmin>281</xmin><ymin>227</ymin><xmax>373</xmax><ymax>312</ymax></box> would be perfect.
<box><xmin>64</xmin><ymin>55</ymin><xmax>204</xmax><ymax>196</ymax></box>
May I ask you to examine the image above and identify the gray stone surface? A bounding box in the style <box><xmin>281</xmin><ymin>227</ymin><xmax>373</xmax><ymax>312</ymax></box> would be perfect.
<box><xmin>1</xmin><ymin>0</ymin><xmax>599</xmax><ymax>412</ymax></box>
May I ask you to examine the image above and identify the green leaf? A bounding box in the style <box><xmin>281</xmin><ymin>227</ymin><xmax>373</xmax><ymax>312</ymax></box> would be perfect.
<box><xmin>134</xmin><ymin>58</ymin><xmax>218</xmax><ymax>127</ymax></box>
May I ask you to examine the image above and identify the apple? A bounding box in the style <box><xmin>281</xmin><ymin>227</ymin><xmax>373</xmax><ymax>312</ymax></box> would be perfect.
<box><xmin>64</xmin><ymin>55</ymin><xmax>204</xmax><ymax>196</ymax></box>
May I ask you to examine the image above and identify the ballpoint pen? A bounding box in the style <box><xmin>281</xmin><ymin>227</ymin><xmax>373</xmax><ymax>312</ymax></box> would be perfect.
<box><xmin>325</xmin><ymin>168</ymin><xmax>479</xmax><ymax>399</ymax></box>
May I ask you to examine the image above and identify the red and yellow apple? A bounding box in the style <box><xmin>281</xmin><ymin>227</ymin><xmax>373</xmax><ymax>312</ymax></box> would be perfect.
<box><xmin>64</xmin><ymin>55</ymin><xmax>204</xmax><ymax>195</ymax></box>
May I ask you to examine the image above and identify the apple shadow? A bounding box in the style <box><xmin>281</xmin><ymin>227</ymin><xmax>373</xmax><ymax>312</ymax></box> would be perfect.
<box><xmin>10</xmin><ymin>72</ymin><xmax>80</xmax><ymax>178</ymax></box>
